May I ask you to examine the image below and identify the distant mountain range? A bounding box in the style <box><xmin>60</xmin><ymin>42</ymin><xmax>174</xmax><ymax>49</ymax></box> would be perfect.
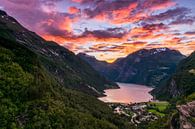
<box><xmin>78</xmin><ymin>48</ymin><xmax>185</xmax><ymax>87</ymax></box>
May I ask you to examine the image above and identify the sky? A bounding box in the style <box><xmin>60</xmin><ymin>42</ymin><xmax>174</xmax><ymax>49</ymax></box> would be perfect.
<box><xmin>0</xmin><ymin>0</ymin><xmax>195</xmax><ymax>62</ymax></box>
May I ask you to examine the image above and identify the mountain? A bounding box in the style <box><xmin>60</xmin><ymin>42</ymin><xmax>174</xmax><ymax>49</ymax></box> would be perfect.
<box><xmin>78</xmin><ymin>48</ymin><xmax>185</xmax><ymax>87</ymax></box>
<box><xmin>0</xmin><ymin>10</ymin><xmax>117</xmax><ymax>96</ymax></box>
<box><xmin>0</xmin><ymin>37</ymin><xmax>133</xmax><ymax>129</ymax></box>
<box><xmin>0</xmin><ymin>10</ymin><xmax>132</xmax><ymax>129</ymax></box>
<box><xmin>152</xmin><ymin>52</ymin><xmax>195</xmax><ymax>129</ymax></box>
<box><xmin>77</xmin><ymin>53</ymin><xmax>113</xmax><ymax>80</ymax></box>
<box><xmin>153</xmin><ymin>51</ymin><xmax>195</xmax><ymax>100</ymax></box>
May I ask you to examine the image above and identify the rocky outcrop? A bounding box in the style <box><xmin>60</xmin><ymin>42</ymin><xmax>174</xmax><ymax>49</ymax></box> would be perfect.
<box><xmin>168</xmin><ymin>79</ymin><xmax>182</xmax><ymax>97</ymax></box>
<box><xmin>177</xmin><ymin>101</ymin><xmax>195</xmax><ymax>129</ymax></box>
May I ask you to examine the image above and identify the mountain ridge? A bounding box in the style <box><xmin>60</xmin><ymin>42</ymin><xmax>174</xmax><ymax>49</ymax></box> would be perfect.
<box><xmin>0</xmin><ymin>9</ymin><xmax>132</xmax><ymax>129</ymax></box>
<box><xmin>0</xmin><ymin>9</ymin><xmax>118</xmax><ymax>96</ymax></box>
<box><xmin>152</xmin><ymin>51</ymin><xmax>195</xmax><ymax>100</ymax></box>
<box><xmin>78</xmin><ymin>47</ymin><xmax>185</xmax><ymax>87</ymax></box>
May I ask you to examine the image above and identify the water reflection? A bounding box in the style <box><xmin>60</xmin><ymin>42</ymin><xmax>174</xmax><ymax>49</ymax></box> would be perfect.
<box><xmin>99</xmin><ymin>83</ymin><xmax>153</xmax><ymax>103</ymax></box>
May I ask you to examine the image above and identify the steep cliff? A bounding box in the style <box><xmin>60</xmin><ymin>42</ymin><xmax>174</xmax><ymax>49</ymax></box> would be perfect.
<box><xmin>153</xmin><ymin>52</ymin><xmax>195</xmax><ymax>100</ymax></box>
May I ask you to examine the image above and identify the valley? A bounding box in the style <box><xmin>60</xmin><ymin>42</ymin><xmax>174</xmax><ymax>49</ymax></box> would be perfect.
<box><xmin>78</xmin><ymin>48</ymin><xmax>185</xmax><ymax>87</ymax></box>
<box><xmin>98</xmin><ymin>83</ymin><xmax>170</xmax><ymax>127</ymax></box>
<box><xmin>0</xmin><ymin>1</ymin><xmax>195</xmax><ymax>128</ymax></box>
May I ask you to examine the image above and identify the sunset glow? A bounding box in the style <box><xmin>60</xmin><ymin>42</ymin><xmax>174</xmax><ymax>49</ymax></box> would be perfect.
<box><xmin>1</xmin><ymin>0</ymin><xmax>195</xmax><ymax>62</ymax></box>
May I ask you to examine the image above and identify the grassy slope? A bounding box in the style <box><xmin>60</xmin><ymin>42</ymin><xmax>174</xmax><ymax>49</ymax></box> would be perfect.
<box><xmin>147</xmin><ymin>102</ymin><xmax>169</xmax><ymax>117</ymax></box>
<box><xmin>0</xmin><ymin>37</ymin><xmax>134</xmax><ymax>129</ymax></box>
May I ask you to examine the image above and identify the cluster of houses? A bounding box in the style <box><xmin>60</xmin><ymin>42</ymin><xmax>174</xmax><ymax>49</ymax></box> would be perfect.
<box><xmin>108</xmin><ymin>102</ymin><xmax>158</xmax><ymax>126</ymax></box>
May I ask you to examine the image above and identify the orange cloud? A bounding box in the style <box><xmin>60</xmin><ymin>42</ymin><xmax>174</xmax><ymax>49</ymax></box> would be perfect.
<box><xmin>111</xmin><ymin>12</ymin><xmax>148</xmax><ymax>25</ymax></box>
<box><xmin>68</xmin><ymin>6</ymin><xmax>80</xmax><ymax>14</ymax></box>
<box><xmin>121</xmin><ymin>42</ymin><xmax>147</xmax><ymax>55</ymax></box>
<box><xmin>112</xmin><ymin>2</ymin><xmax>138</xmax><ymax>19</ymax></box>
<box><xmin>164</xmin><ymin>37</ymin><xmax>182</xmax><ymax>45</ymax></box>
<box><xmin>42</xmin><ymin>35</ymin><xmax>67</xmax><ymax>45</ymax></box>
<box><xmin>93</xmin><ymin>13</ymin><xmax>108</xmax><ymax>21</ymax></box>
<box><xmin>83</xmin><ymin>0</ymin><xmax>176</xmax><ymax>25</ymax></box>
<box><xmin>60</xmin><ymin>17</ymin><xmax>73</xmax><ymax>32</ymax></box>
<box><xmin>91</xmin><ymin>3</ymin><xmax>148</xmax><ymax>25</ymax></box>
<box><xmin>72</xmin><ymin>0</ymin><xmax>82</xmax><ymax>3</ymax></box>
<box><xmin>94</xmin><ymin>42</ymin><xmax>148</xmax><ymax>62</ymax></box>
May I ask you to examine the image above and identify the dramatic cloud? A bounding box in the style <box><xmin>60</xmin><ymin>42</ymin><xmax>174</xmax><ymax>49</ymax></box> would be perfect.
<box><xmin>81</xmin><ymin>28</ymin><xmax>127</xmax><ymax>39</ymax></box>
<box><xmin>68</xmin><ymin>6</ymin><xmax>80</xmax><ymax>14</ymax></box>
<box><xmin>0</xmin><ymin>0</ymin><xmax>194</xmax><ymax>62</ymax></box>
<box><xmin>146</xmin><ymin>7</ymin><xmax>190</xmax><ymax>22</ymax></box>
<box><xmin>185</xmin><ymin>31</ymin><xmax>195</xmax><ymax>37</ymax></box>
<box><xmin>83</xmin><ymin>0</ymin><xmax>176</xmax><ymax>24</ymax></box>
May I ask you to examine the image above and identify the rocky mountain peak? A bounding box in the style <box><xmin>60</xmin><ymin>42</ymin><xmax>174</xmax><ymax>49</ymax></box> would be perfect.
<box><xmin>132</xmin><ymin>47</ymin><xmax>181</xmax><ymax>57</ymax></box>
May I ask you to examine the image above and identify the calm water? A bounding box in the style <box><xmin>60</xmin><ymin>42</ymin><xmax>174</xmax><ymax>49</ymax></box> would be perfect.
<box><xmin>99</xmin><ymin>83</ymin><xmax>153</xmax><ymax>103</ymax></box>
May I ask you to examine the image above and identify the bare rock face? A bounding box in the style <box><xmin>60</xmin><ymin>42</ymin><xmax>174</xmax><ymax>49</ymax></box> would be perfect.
<box><xmin>177</xmin><ymin>101</ymin><xmax>195</xmax><ymax>129</ymax></box>
<box><xmin>169</xmin><ymin>79</ymin><xmax>182</xmax><ymax>97</ymax></box>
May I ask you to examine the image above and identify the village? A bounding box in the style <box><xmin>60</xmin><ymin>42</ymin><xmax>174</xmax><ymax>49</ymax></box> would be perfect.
<box><xmin>108</xmin><ymin>101</ymin><xmax>169</xmax><ymax>126</ymax></box>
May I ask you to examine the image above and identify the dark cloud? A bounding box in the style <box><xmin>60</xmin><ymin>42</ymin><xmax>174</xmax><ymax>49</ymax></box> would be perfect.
<box><xmin>142</xmin><ymin>23</ymin><xmax>168</xmax><ymax>31</ymax></box>
<box><xmin>83</xmin><ymin>0</ymin><xmax>175</xmax><ymax>22</ymax></box>
<box><xmin>185</xmin><ymin>31</ymin><xmax>195</xmax><ymax>35</ymax></box>
<box><xmin>76</xmin><ymin>0</ymin><xmax>104</xmax><ymax>5</ymax></box>
<box><xmin>147</xmin><ymin>7</ymin><xmax>190</xmax><ymax>22</ymax></box>
<box><xmin>1</xmin><ymin>0</ymin><xmax>79</xmax><ymax>37</ymax></box>
<box><xmin>7</xmin><ymin>0</ymin><xmax>36</xmax><ymax>5</ymax></box>
<box><xmin>144</xmin><ymin>7</ymin><xmax>195</xmax><ymax>25</ymax></box>
<box><xmin>170</xmin><ymin>16</ymin><xmax>195</xmax><ymax>25</ymax></box>
<box><xmin>80</xmin><ymin>27</ymin><xmax>127</xmax><ymax>39</ymax></box>
<box><xmin>89</xmin><ymin>44</ymin><xmax>125</xmax><ymax>52</ymax></box>
<box><xmin>42</xmin><ymin>24</ymin><xmax>70</xmax><ymax>37</ymax></box>
<box><xmin>83</xmin><ymin>0</ymin><xmax>138</xmax><ymax>18</ymax></box>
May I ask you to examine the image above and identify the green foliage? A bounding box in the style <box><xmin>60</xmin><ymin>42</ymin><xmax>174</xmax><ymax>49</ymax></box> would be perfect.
<box><xmin>148</xmin><ymin>102</ymin><xmax>169</xmax><ymax>112</ymax></box>
<box><xmin>147</xmin><ymin>102</ymin><xmax>169</xmax><ymax>117</ymax></box>
<box><xmin>154</xmin><ymin>51</ymin><xmax>195</xmax><ymax>100</ymax></box>
<box><xmin>189</xmin><ymin>117</ymin><xmax>195</xmax><ymax>124</ymax></box>
<box><xmin>186</xmin><ymin>92</ymin><xmax>195</xmax><ymax>102</ymax></box>
<box><xmin>0</xmin><ymin>38</ymin><xmax>133</xmax><ymax>129</ymax></box>
<box><xmin>0</xmin><ymin>13</ymin><xmax>118</xmax><ymax>97</ymax></box>
<box><xmin>138</xmin><ymin>116</ymin><xmax>169</xmax><ymax>129</ymax></box>
<box><xmin>148</xmin><ymin>109</ymin><xmax>165</xmax><ymax>117</ymax></box>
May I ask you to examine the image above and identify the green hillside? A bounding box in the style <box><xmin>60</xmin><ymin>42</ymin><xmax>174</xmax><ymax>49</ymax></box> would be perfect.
<box><xmin>153</xmin><ymin>51</ymin><xmax>195</xmax><ymax>101</ymax></box>
<box><xmin>0</xmin><ymin>10</ymin><xmax>117</xmax><ymax>96</ymax></box>
<box><xmin>0</xmin><ymin>37</ymin><xmax>133</xmax><ymax>129</ymax></box>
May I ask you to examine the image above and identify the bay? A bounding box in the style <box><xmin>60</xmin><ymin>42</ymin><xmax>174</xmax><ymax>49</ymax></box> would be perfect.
<box><xmin>99</xmin><ymin>83</ymin><xmax>153</xmax><ymax>103</ymax></box>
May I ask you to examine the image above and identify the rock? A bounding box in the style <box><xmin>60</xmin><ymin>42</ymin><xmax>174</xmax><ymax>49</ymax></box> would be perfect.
<box><xmin>177</xmin><ymin>101</ymin><xmax>195</xmax><ymax>129</ymax></box>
